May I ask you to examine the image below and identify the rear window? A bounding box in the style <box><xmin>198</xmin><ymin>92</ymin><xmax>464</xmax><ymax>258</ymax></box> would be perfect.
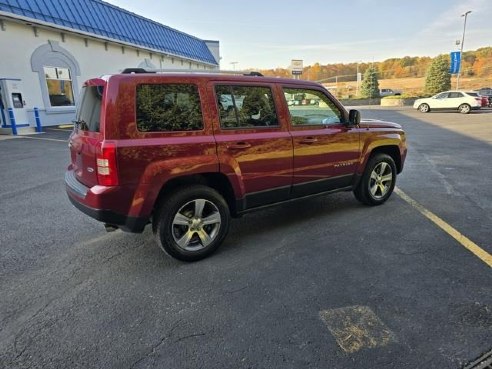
<box><xmin>136</xmin><ymin>84</ymin><xmax>203</xmax><ymax>132</ymax></box>
<box><xmin>466</xmin><ymin>92</ymin><xmax>479</xmax><ymax>97</ymax></box>
<box><xmin>75</xmin><ymin>85</ymin><xmax>103</xmax><ymax>132</ymax></box>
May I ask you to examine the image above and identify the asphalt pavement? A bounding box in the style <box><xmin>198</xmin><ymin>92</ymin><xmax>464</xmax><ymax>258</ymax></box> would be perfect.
<box><xmin>0</xmin><ymin>110</ymin><xmax>491</xmax><ymax>369</ymax></box>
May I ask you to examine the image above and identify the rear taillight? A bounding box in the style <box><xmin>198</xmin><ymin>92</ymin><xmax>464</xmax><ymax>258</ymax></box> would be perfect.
<box><xmin>96</xmin><ymin>141</ymin><xmax>119</xmax><ymax>186</ymax></box>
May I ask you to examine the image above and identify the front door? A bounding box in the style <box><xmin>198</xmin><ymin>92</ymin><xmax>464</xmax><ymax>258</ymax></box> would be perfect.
<box><xmin>283</xmin><ymin>86</ymin><xmax>360</xmax><ymax>196</ymax></box>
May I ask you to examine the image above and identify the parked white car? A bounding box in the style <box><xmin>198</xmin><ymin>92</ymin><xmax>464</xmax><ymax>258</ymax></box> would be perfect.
<box><xmin>413</xmin><ymin>91</ymin><xmax>482</xmax><ymax>114</ymax></box>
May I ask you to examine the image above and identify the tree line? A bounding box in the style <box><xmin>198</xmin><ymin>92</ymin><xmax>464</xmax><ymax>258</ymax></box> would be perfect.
<box><xmin>259</xmin><ymin>47</ymin><xmax>492</xmax><ymax>82</ymax></box>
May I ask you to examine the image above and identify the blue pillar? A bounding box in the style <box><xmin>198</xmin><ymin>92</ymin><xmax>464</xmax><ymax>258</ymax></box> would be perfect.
<box><xmin>34</xmin><ymin>107</ymin><xmax>42</xmax><ymax>133</ymax></box>
<box><xmin>8</xmin><ymin>108</ymin><xmax>17</xmax><ymax>136</ymax></box>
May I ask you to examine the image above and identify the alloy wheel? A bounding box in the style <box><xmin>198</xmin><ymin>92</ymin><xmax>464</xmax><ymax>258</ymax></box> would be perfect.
<box><xmin>172</xmin><ymin>199</ymin><xmax>222</xmax><ymax>252</ymax></box>
<box><xmin>369</xmin><ymin>162</ymin><xmax>393</xmax><ymax>199</ymax></box>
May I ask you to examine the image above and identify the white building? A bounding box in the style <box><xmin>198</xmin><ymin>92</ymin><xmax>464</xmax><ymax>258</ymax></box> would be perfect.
<box><xmin>0</xmin><ymin>0</ymin><xmax>220</xmax><ymax>132</ymax></box>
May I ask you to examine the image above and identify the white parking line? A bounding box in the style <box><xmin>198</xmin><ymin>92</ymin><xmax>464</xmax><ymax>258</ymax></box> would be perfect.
<box><xmin>17</xmin><ymin>136</ymin><xmax>67</xmax><ymax>143</ymax></box>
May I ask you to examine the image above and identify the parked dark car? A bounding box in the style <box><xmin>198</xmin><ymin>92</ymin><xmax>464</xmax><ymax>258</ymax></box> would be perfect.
<box><xmin>475</xmin><ymin>87</ymin><xmax>492</xmax><ymax>107</ymax></box>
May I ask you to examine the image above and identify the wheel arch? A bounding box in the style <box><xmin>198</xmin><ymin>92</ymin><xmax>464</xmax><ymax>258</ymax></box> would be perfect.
<box><xmin>368</xmin><ymin>145</ymin><xmax>402</xmax><ymax>174</ymax></box>
<box><xmin>153</xmin><ymin>173</ymin><xmax>238</xmax><ymax>217</ymax></box>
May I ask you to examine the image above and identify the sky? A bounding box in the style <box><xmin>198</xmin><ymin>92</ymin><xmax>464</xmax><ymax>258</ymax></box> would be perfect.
<box><xmin>104</xmin><ymin>0</ymin><xmax>492</xmax><ymax>70</ymax></box>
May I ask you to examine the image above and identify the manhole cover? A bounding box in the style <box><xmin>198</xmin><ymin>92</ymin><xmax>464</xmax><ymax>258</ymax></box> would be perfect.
<box><xmin>464</xmin><ymin>349</ymin><xmax>492</xmax><ymax>369</ymax></box>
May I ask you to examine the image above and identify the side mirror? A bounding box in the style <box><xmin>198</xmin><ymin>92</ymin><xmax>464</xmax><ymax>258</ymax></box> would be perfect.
<box><xmin>348</xmin><ymin>109</ymin><xmax>361</xmax><ymax>126</ymax></box>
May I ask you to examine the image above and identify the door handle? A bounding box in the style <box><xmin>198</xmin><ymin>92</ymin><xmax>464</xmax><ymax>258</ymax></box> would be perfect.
<box><xmin>299</xmin><ymin>137</ymin><xmax>318</xmax><ymax>144</ymax></box>
<box><xmin>227</xmin><ymin>142</ymin><xmax>251</xmax><ymax>150</ymax></box>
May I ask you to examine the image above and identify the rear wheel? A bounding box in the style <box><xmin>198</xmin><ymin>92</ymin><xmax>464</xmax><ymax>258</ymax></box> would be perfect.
<box><xmin>419</xmin><ymin>103</ymin><xmax>430</xmax><ymax>113</ymax></box>
<box><xmin>458</xmin><ymin>103</ymin><xmax>471</xmax><ymax>114</ymax></box>
<box><xmin>354</xmin><ymin>153</ymin><xmax>397</xmax><ymax>206</ymax></box>
<box><xmin>153</xmin><ymin>185</ymin><xmax>230</xmax><ymax>261</ymax></box>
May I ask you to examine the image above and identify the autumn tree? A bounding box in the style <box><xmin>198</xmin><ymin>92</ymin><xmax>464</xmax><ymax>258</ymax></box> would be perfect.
<box><xmin>424</xmin><ymin>55</ymin><xmax>451</xmax><ymax>95</ymax></box>
<box><xmin>360</xmin><ymin>65</ymin><xmax>380</xmax><ymax>98</ymax></box>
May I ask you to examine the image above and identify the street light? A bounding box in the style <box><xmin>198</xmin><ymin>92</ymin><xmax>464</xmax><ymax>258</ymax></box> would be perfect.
<box><xmin>230</xmin><ymin>61</ymin><xmax>238</xmax><ymax>71</ymax></box>
<box><xmin>356</xmin><ymin>61</ymin><xmax>362</xmax><ymax>97</ymax></box>
<box><xmin>456</xmin><ymin>10</ymin><xmax>471</xmax><ymax>90</ymax></box>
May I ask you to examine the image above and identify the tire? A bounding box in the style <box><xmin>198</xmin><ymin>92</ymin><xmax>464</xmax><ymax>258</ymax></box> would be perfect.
<box><xmin>458</xmin><ymin>103</ymin><xmax>471</xmax><ymax>114</ymax></box>
<box><xmin>354</xmin><ymin>153</ymin><xmax>397</xmax><ymax>206</ymax></box>
<box><xmin>418</xmin><ymin>103</ymin><xmax>430</xmax><ymax>113</ymax></box>
<box><xmin>153</xmin><ymin>185</ymin><xmax>230</xmax><ymax>262</ymax></box>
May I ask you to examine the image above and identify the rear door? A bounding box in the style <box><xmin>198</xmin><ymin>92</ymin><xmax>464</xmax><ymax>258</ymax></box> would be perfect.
<box><xmin>282</xmin><ymin>86</ymin><xmax>360</xmax><ymax>196</ymax></box>
<box><xmin>211</xmin><ymin>83</ymin><xmax>293</xmax><ymax>209</ymax></box>
<box><xmin>68</xmin><ymin>80</ymin><xmax>105</xmax><ymax>187</ymax></box>
<box><xmin>431</xmin><ymin>92</ymin><xmax>450</xmax><ymax>109</ymax></box>
<box><xmin>445</xmin><ymin>91</ymin><xmax>465</xmax><ymax>108</ymax></box>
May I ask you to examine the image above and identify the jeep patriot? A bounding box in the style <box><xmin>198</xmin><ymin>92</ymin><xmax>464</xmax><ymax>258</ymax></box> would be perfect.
<box><xmin>65</xmin><ymin>69</ymin><xmax>407</xmax><ymax>261</ymax></box>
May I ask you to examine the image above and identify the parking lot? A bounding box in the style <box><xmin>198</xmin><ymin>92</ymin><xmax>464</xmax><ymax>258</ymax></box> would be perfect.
<box><xmin>0</xmin><ymin>107</ymin><xmax>491</xmax><ymax>369</ymax></box>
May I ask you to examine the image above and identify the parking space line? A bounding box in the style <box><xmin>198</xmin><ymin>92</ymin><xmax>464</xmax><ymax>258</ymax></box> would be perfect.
<box><xmin>395</xmin><ymin>187</ymin><xmax>492</xmax><ymax>268</ymax></box>
<box><xmin>17</xmin><ymin>136</ymin><xmax>67</xmax><ymax>143</ymax></box>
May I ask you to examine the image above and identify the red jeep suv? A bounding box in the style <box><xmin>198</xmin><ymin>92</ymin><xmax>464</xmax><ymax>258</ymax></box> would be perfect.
<box><xmin>66</xmin><ymin>69</ymin><xmax>407</xmax><ymax>261</ymax></box>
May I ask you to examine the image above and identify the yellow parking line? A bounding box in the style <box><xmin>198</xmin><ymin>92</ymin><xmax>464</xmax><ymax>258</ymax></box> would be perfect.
<box><xmin>395</xmin><ymin>187</ymin><xmax>492</xmax><ymax>268</ymax></box>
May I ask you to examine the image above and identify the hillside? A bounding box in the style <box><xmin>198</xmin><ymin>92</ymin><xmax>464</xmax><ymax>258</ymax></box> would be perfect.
<box><xmin>258</xmin><ymin>47</ymin><xmax>492</xmax><ymax>96</ymax></box>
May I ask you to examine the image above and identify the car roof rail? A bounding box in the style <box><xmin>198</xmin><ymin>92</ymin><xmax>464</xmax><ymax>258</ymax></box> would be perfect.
<box><xmin>121</xmin><ymin>68</ymin><xmax>156</xmax><ymax>74</ymax></box>
<box><xmin>120</xmin><ymin>68</ymin><xmax>263</xmax><ymax>77</ymax></box>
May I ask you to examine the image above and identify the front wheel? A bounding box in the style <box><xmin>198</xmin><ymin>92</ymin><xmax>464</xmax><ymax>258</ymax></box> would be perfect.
<box><xmin>458</xmin><ymin>103</ymin><xmax>471</xmax><ymax>114</ymax></box>
<box><xmin>419</xmin><ymin>103</ymin><xmax>430</xmax><ymax>113</ymax></box>
<box><xmin>153</xmin><ymin>185</ymin><xmax>230</xmax><ymax>261</ymax></box>
<box><xmin>354</xmin><ymin>153</ymin><xmax>397</xmax><ymax>206</ymax></box>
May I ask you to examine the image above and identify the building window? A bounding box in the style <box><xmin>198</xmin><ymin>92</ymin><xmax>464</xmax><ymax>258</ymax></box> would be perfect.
<box><xmin>31</xmin><ymin>41</ymin><xmax>81</xmax><ymax>112</ymax></box>
<box><xmin>44</xmin><ymin>67</ymin><xmax>75</xmax><ymax>106</ymax></box>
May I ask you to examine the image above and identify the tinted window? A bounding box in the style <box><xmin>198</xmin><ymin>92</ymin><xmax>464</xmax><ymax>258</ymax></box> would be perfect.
<box><xmin>215</xmin><ymin>85</ymin><xmax>278</xmax><ymax>128</ymax></box>
<box><xmin>136</xmin><ymin>84</ymin><xmax>203</xmax><ymax>132</ymax></box>
<box><xmin>448</xmin><ymin>92</ymin><xmax>464</xmax><ymax>98</ymax></box>
<box><xmin>283</xmin><ymin>88</ymin><xmax>342</xmax><ymax>125</ymax></box>
<box><xmin>75</xmin><ymin>85</ymin><xmax>103</xmax><ymax>132</ymax></box>
<box><xmin>465</xmin><ymin>92</ymin><xmax>478</xmax><ymax>97</ymax></box>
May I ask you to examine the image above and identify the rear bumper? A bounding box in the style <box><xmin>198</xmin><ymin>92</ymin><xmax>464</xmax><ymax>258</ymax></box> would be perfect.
<box><xmin>65</xmin><ymin>171</ymin><xmax>148</xmax><ymax>233</ymax></box>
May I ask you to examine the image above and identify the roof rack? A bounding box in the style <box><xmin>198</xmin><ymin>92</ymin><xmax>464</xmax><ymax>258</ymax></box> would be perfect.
<box><xmin>121</xmin><ymin>68</ymin><xmax>263</xmax><ymax>77</ymax></box>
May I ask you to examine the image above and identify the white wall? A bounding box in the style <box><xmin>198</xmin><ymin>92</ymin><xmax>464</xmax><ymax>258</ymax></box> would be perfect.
<box><xmin>0</xmin><ymin>18</ymin><xmax>218</xmax><ymax>127</ymax></box>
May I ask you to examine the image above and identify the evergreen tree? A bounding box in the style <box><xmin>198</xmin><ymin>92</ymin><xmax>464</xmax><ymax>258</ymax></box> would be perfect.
<box><xmin>424</xmin><ymin>55</ymin><xmax>451</xmax><ymax>95</ymax></box>
<box><xmin>360</xmin><ymin>66</ymin><xmax>380</xmax><ymax>98</ymax></box>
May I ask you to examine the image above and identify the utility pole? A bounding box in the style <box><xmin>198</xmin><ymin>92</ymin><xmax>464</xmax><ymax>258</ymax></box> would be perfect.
<box><xmin>230</xmin><ymin>61</ymin><xmax>238</xmax><ymax>71</ymax></box>
<box><xmin>456</xmin><ymin>10</ymin><xmax>471</xmax><ymax>90</ymax></box>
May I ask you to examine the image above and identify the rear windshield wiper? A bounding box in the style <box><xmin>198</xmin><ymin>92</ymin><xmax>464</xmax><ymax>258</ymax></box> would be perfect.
<box><xmin>72</xmin><ymin>119</ymin><xmax>88</xmax><ymax>130</ymax></box>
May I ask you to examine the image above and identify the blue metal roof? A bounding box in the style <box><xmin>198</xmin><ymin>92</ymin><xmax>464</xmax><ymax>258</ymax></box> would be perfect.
<box><xmin>0</xmin><ymin>0</ymin><xmax>218</xmax><ymax>65</ymax></box>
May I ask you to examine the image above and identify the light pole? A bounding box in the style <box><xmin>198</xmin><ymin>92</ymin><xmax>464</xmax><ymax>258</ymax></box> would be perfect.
<box><xmin>356</xmin><ymin>61</ymin><xmax>362</xmax><ymax>97</ymax></box>
<box><xmin>230</xmin><ymin>61</ymin><xmax>238</xmax><ymax>71</ymax></box>
<box><xmin>456</xmin><ymin>10</ymin><xmax>471</xmax><ymax>90</ymax></box>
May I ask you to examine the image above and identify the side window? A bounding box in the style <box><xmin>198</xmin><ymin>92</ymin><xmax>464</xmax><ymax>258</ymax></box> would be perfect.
<box><xmin>136</xmin><ymin>84</ymin><xmax>203</xmax><ymax>132</ymax></box>
<box><xmin>448</xmin><ymin>92</ymin><xmax>463</xmax><ymax>98</ymax></box>
<box><xmin>435</xmin><ymin>93</ymin><xmax>449</xmax><ymax>99</ymax></box>
<box><xmin>215</xmin><ymin>85</ymin><xmax>278</xmax><ymax>128</ymax></box>
<box><xmin>283</xmin><ymin>88</ymin><xmax>342</xmax><ymax>125</ymax></box>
